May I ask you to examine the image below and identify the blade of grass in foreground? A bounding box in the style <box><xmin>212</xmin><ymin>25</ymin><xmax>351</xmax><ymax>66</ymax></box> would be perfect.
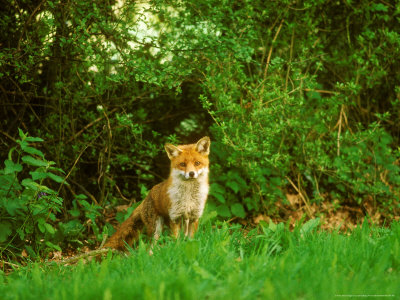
<box><xmin>1</xmin><ymin>221</ymin><xmax>399</xmax><ymax>300</ymax></box>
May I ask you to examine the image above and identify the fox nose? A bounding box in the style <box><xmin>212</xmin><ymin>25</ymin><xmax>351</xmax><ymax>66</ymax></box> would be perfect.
<box><xmin>189</xmin><ymin>171</ymin><xmax>195</xmax><ymax>178</ymax></box>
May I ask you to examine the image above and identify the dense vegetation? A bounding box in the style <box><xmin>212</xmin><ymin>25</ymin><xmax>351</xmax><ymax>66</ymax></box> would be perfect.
<box><xmin>1</xmin><ymin>0</ymin><xmax>399</xmax><ymax>259</ymax></box>
<box><xmin>1</xmin><ymin>221</ymin><xmax>400</xmax><ymax>299</ymax></box>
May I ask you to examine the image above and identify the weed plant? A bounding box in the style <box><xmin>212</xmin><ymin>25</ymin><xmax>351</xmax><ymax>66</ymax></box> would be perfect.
<box><xmin>1</xmin><ymin>219</ymin><xmax>399</xmax><ymax>300</ymax></box>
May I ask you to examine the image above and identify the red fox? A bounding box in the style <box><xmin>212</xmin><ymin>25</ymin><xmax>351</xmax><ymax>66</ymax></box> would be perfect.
<box><xmin>104</xmin><ymin>136</ymin><xmax>211</xmax><ymax>251</ymax></box>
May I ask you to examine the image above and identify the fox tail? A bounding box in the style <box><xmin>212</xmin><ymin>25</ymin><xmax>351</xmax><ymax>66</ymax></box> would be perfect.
<box><xmin>103</xmin><ymin>203</ymin><xmax>144</xmax><ymax>251</ymax></box>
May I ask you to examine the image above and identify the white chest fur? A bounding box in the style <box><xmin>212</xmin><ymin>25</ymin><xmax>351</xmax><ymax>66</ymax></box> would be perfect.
<box><xmin>167</xmin><ymin>168</ymin><xmax>209</xmax><ymax>221</ymax></box>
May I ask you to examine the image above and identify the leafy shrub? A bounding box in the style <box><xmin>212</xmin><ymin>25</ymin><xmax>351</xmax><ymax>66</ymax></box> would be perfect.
<box><xmin>1</xmin><ymin>0</ymin><xmax>399</xmax><ymax>227</ymax></box>
<box><xmin>0</xmin><ymin>130</ymin><xmax>66</xmax><ymax>259</ymax></box>
<box><xmin>198</xmin><ymin>0</ymin><xmax>400</xmax><ymax>217</ymax></box>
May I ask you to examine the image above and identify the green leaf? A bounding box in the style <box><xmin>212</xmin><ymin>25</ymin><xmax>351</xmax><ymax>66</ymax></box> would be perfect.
<box><xmin>18</xmin><ymin>128</ymin><xmax>27</xmax><ymax>140</ymax></box>
<box><xmin>32</xmin><ymin>204</ymin><xmax>46</xmax><ymax>216</ymax></box>
<box><xmin>17</xmin><ymin>228</ymin><xmax>25</xmax><ymax>240</ymax></box>
<box><xmin>17</xmin><ymin>140</ymin><xmax>29</xmax><ymax>150</ymax></box>
<box><xmin>45</xmin><ymin>241</ymin><xmax>61</xmax><ymax>251</ymax></box>
<box><xmin>37</xmin><ymin>219</ymin><xmax>45</xmax><ymax>233</ymax></box>
<box><xmin>47</xmin><ymin>172</ymin><xmax>65</xmax><ymax>184</ymax></box>
<box><xmin>210</xmin><ymin>183</ymin><xmax>225</xmax><ymax>194</ymax></box>
<box><xmin>231</xmin><ymin>203</ymin><xmax>246</xmax><ymax>218</ymax></box>
<box><xmin>30</xmin><ymin>171</ymin><xmax>48</xmax><ymax>181</ymax></box>
<box><xmin>50</xmin><ymin>213</ymin><xmax>58</xmax><ymax>222</ymax></box>
<box><xmin>2</xmin><ymin>197</ymin><xmax>22</xmax><ymax>216</ymax></box>
<box><xmin>371</xmin><ymin>3</ymin><xmax>388</xmax><ymax>12</ymax></box>
<box><xmin>212</xmin><ymin>192</ymin><xmax>226</xmax><ymax>203</ymax></box>
<box><xmin>216</xmin><ymin>204</ymin><xmax>231</xmax><ymax>217</ymax></box>
<box><xmin>21</xmin><ymin>178</ymin><xmax>39</xmax><ymax>190</ymax></box>
<box><xmin>49</xmin><ymin>166</ymin><xmax>66</xmax><ymax>174</ymax></box>
<box><xmin>25</xmin><ymin>136</ymin><xmax>44</xmax><ymax>142</ymax></box>
<box><xmin>25</xmin><ymin>245</ymin><xmax>37</xmax><ymax>258</ymax></box>
<box><xmin>226</xmin><ymin>181</ymin><xmax>240</xmax><ymax>194</ymax></box>
<box><xmin>69</xmin><ymin>208</ymin><xmax>81</xmax><ymax>217</ymax></box>
<box><xmin>41</xmin><ymin>186</ymin><xmax>57</xmax><ymax>194</ymax></box>
<box><xmin>44</xmin><ymin>223</ymin><xmax>55</xmax><ymax>234</ymax></box>
<box><xmin>300</xmin><ymin>218</ymin><xmax>320</xmax><ymax>236</ymax></box>
<box><xmin>4</xmin><ymin>159</ymin><xmax>23</xmax><ymax>174</ymax></box>
<box><xmin>23</xmin><ymin>146</ymin><xmax>44</xmax><ymax>158</ymax></box>
<box><xmin>201</xmin><ymin>210</ymin><xmax>218</xmax><ymax>223</ymax></box>
<box><xmin>0</xmin><ymin>222</ymin><xmax>12</xmax><ymax>242</ymax></box>
<box><xmin>0</xmin><ymin>174</ymin><xmax>18</xmax><ymax>191</ymax></box>
<box><xmin>268</xmin><ymin>221</ymin><xmax>277</xmax><ymax>232</ymax></box>
<box><xmin>75</xmin><ymin>194</ymin><xmax>88</xmax><ymax>200</ymax></box>
<box><xmin>22</xmin><ymin>155</ymin><xmax>48</xmax><ymax>167</ymax></box>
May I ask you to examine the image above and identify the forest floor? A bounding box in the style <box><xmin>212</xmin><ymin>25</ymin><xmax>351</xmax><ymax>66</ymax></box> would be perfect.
<box><xmin>237</xmin><ymin>192</ymin><xmax>398</xmax><ymax>232</ymax></box>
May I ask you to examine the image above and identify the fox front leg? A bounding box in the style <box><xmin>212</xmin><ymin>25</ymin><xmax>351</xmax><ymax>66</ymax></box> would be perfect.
<box><xmin>148</xmin><ymin>217</ymin><xmax>164</xmax><ymax>255</ymax></box>
<box><xmin>187</xmin><ymin>220</ymin><xmax>199</xmax><ymax>238</ymax></box>
<box><xmin>170</xmin><ymin>220</ymin><xmax>181</xmax><ymax>238</ymax></box>
<box><xmin>183</xmin><ymin>218</ymin><xmax>190</xmax><ymax>237</ymax></box>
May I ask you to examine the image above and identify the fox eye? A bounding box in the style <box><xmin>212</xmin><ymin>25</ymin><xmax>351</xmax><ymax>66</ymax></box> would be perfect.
<box><xmin>195</xmin><ymin>161</ymin><xmax>201</xmax><ymax>166</ymax></box>
<box><xmin>179</xmin><ymin>162</ymin><xmax>186</xmax><ymax>167</ymax></box>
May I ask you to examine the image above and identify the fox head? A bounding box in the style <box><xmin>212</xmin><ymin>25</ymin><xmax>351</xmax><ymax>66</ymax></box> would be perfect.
<box><xmin>165</xmin><ymin>136</ymin><xmax>210</xmax><ymax>180</ymax></box>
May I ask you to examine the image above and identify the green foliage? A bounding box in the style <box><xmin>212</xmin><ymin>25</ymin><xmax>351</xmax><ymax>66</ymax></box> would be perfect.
<box><xmin>1</xmin><ymin>0</ymin><xmax>399</xmax><ymax>230</ymax></box>
<box><xmin>64</xmin><ymin>193</ymin><xmax>106</xmax><ymax>244</ymax></box>
<box><xmin>196</xmin><ymin>0</ymin><xmax>400</xmax><ymax>216</ymax></box>
<box><xmin>0</xmin><ymin>130</ymin><xmax>65</xmax><ymax>258</ymax></box>
<box><xmin>0</xmin><ymin>130</ymin><xmax>108</xmax><ymax>258</ymax></box>
<box><xmin>1</xmin><ymin>222</ymin><xmax>400</xmax><ymax>299</ymax></box>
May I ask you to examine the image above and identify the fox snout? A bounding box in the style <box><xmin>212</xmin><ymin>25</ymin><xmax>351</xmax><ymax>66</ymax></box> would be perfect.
<box><xmin>185</xmin><ymin>170</ymin><xmax>197</xmax><ymax>179</ymax></box>
<box><xmin>181</xmin><ymin>168</ymin><xmax>205</xmax><ymax>180</ymax></box>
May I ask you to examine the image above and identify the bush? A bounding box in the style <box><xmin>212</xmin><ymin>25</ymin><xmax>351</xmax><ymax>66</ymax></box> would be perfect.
<box><xmin>0</xmin><ymin>130</ymin><xmax>65</xmax><ymax>259</ymax></box>
<box><xmin>198</xmin><ymin>0</ymin><xmax>400</xmax><ymax>217</ymax></box>
<box><xmin>0</xmin><ymin>0</ymin><xmax>399</xmax><ymax>229</ymax></box>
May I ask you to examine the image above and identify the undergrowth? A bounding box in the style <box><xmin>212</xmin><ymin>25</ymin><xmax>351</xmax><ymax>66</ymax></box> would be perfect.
<box><xmin>1</xmin><ymin>220</ymin><xmax>399</xmax><ymax>300</ymax></box>
<box><xmin>1</xmin><ymin>0</ymin><xmax>399</xmax><ymax>226</ymax></box>
<box><xmin>0</xmin><ymin>130</ymin><xmax>66</xmax><ymax>260</ymax></box>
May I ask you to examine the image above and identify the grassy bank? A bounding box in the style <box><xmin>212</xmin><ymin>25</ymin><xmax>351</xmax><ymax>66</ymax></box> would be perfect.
<box><xmin>1</xmin><ymin>220</ymin><xmax>399</xmax><ymax>299</ymax></box>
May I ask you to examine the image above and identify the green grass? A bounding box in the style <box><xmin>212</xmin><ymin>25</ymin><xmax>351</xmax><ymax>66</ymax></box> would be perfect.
<box><xmin>1</xmin><ymin>219</ymin><xmax>399</xmax><ymax>300</ymax></box>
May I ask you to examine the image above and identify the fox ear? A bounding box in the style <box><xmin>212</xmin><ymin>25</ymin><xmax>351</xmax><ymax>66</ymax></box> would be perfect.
<box><xmin>165</xmin><ymin>143</ymin><xmax>182</xmax><ymax>159</ymax></box>
<box><xmin>195</xmin><ymin>136</ymin><xmax>211</xmax><ymax>155</ymax></box>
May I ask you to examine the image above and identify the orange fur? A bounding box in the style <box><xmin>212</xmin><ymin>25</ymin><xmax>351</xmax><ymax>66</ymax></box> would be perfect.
<box><xmin>104</xmin><ymin>137</ymin><xmax>210</xmax><ymax>251</ymax></box>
